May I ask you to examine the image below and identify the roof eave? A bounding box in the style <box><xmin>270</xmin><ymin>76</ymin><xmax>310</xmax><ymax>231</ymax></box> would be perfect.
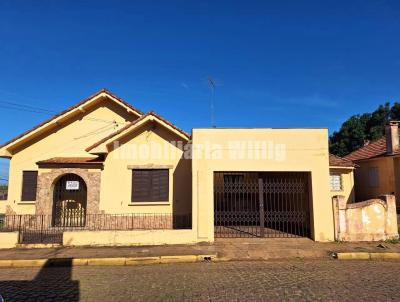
<box><xmin>88</xmin><ymin>145</ymin><xmax>109</xmax><ymax>154</ymax></box>
<box><xmin>329</xmin><ymin>165</ymin><xmax>356</xmax><ymax>170</ymax></box>
<box><xmin>0</xmin><ymin>148</ymin><xmax>12</xmax><ymax>158</ymax></box>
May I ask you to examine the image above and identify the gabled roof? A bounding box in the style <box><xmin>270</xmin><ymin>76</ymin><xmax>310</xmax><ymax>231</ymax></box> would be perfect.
<box><xmin>344</xmin><ymin>137</ymin><xmax>390</xmax><ymax>161</ymax></box>
<box><xmin>329</xmin><ymin>154</ymin><xmax>356</xmax><ymax>168</ymax></box>
<box><xmin>0</xmin><ymin>89</ymin><xmax>143</xmax><ymax>157</ymax></box>
<box><xmin>86</xmin><ymin>111</ymin><xmax>191</xmax><ymax>153</ymax></box>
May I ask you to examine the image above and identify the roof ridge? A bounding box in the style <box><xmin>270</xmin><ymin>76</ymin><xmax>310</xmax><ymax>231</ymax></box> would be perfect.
<box><xmin>146</xmin><ymin>111</ymin><xmax>191</xmax><ymax>138</ymax></box>
<box><xmin>85</xmin><ymin>113</ymin><xmax>150</xmax><ymax>152</ymax></box>
<box><xmin>85</xmin><ymin>111</ymin><xmax>190</xmax><ymax>152</ymax></box>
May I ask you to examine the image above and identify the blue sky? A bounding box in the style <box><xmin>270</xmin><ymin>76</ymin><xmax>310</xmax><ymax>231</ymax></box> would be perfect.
<box><xmin>1</xmin><ymin>0</ymin><xmax>400</xmax><ymax>182</ymax></box>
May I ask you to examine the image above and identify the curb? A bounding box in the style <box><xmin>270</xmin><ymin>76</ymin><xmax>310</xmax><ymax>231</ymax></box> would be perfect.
<box><xmin>0</xmin><ymin>254</ymin><xmax>217</xmax><ymax>268</ymax></box>
<box><xmin>333</xmin><ymin>252</ymin><xmax>400</xmax><ymax>260</ymax></box>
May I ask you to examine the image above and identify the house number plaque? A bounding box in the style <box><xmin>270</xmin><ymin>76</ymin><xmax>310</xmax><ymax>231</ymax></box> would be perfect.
<box><xmin>66</xmin><ymin>181</ymin><xmax>80</xmax><ymax>190</ymax></box>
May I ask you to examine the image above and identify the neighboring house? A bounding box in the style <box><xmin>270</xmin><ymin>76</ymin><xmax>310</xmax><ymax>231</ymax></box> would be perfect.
<box><xmin>329</xmin><ymin>154</ymin><xmax>356</xmax><ymax>204</ymax></box>
<box><xmin>0</xmin><ymin>89</ymin><xmax>342</xmax><ymax>244</ymax></box>
<box><xmin>345</xmin><ymin>122</ymin><xmax>400</xmax><ymax>210</ymax></box>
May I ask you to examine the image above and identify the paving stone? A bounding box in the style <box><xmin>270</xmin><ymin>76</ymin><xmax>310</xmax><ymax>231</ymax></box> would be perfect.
<box><xmin>0</xmin><ymin>260</ymin><xmax>399</xmax><ymax>301</ymax></box>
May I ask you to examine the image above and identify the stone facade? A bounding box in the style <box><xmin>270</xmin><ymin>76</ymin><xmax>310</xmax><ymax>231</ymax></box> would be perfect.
<box><xmin>332</xmin><ymin>194</ymin><xmax>399</xmax><ymax>241</ymax></box>
<box><xmin>35</xmin><ymin>168</ymin><xmax>101</xmax><ymax>215</ymax></box>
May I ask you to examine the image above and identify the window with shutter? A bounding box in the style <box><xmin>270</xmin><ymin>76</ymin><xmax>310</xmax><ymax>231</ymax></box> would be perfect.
<box><xmin>132</xmin><ymin>169</ymin><xmax>169</xmax><ymax>202</ymax></box>
<box><xmin>21</xmin><ymin>171</ymin><xmax>38</xmax><ymax>201</ymax></box>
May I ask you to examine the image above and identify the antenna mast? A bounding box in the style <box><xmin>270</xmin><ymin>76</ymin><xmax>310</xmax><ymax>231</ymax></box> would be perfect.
<box><xmin>208</xmin><ymin>77</ymin><xmax>216</xmax><ymax>128</ymax></box>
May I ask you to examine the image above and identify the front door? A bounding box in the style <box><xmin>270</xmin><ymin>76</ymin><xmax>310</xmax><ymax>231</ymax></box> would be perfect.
<box><xmin>53</xmin><ymin>174</ymin><xmax>87</xmax><ymax>227</ymax></box>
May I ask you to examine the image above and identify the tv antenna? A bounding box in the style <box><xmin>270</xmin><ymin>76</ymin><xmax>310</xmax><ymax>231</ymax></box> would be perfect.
<box><xmin>208</xmin><ymin>77</ymin><xmax>216</xmax><ymax>128</ymax></box>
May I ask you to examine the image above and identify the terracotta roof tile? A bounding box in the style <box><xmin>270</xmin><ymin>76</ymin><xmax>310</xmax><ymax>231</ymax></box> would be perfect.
<box><xmin>0</xmin><ymin>89</ymin><xmax>143</xmax><ymax>150</ymax></box>
<box><xmin>329</xmin><ymin>154</ymin><xmax>355</xmax><ymax>167</ymax></box>
<box><xmin>148</xmin><ymin>111</ymin><xmax>191</xmax><ymax>138</ymax></box>
<box><xmin>36</xmin><ymin>157</ymin><xmax>104</xmax><ymax>165</ymax></box>
<box><xmin>344</xmin><ymin>137</ymin><xmax>387</xmax><ymax>161</ymax></box>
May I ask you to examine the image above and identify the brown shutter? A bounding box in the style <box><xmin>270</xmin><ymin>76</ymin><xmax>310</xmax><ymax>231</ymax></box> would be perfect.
<box><xmin>132</xmin><ymin>170</ymin><xmax>151</xmax><ymax>202</ymax></box>
<box><xmin>151</xmin><ymin>169</ymin><xmax>168</xmax><ymax>201</ymax></box>
<box><xmin>131</xmin><ymin>169</ymin><xmax>169</xmax><ymax>202</ymax></box>
<box><xmin>21</xmin><ymin>171</ymin><xmax>38</xmax><ymax>201</ymax></box>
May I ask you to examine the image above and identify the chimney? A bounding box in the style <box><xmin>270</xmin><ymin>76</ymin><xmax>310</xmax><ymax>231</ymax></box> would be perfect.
<box><xmin>385</xmin><ymin>121</ymin><xmax>399</xmax><ymax>154</ymax></box>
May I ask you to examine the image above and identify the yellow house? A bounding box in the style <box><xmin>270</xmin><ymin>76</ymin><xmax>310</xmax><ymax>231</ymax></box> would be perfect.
<box><xmin>345</xmin><ymin>122</ymin><xmax>400</xmax><ymax>211</ymax></box>
<box><xmin>328</xmin><ymin>154</ymin><xmax>355</xmax><ymax>204</ymax></box>
<box><xmin>0</xmin><ymin>89</ymin><xmax>347</xmax><ymax>245</ymax></box>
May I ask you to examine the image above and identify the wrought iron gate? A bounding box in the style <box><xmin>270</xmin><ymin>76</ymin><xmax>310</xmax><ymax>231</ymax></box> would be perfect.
<box><xmin>214</xmin><ymin>172</ymin><xmax>311</xmax><ymax>238</ymax></box>
<box><xmin>53</xmin><ymin>174</ymin><xmax>87</xmax><ymax>228</ymax></box>
<box><xmin>17</xmin><ymin>215</ymin><xmax>64</xmax><ymax>244</ymax></box>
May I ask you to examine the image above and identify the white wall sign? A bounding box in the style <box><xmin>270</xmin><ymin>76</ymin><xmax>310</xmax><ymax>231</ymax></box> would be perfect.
<box><xmin>66</xmin><ymin>181</ymin><xmax>80</xmax><ymax>190</ymax></box>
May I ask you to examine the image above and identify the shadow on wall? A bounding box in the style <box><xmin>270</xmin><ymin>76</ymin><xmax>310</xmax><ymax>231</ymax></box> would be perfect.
<box><xmin>0</xmin><ymin>259</ymin><xmax>79</xmax><ymax>302</ymax></box>
<box><xmin>173</xmin><ymin>155</ymin><xmax>192</xmax><ymax>217</ymax></box>
<box><xmin>349</xmin><ymin>186</ymin><xmax>355</xmax><ymax>204</ymax></box>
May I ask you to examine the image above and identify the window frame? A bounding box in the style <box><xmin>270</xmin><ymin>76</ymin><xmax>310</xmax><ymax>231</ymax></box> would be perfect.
<box><xmin>131</xmin><ymin>169</ymin><xmax>169</xmax><ymax>203</ymax></box>
<box><xmin>329</xmin><ymin>173</ymin><xmax>343</xmax><ymax>192</ymax></box>
<box><xmin>368</xmin><ymin>166</ymin><xmax>379</xmax><ymax>188</ymax></box>
<box><xmin>21</xmin><ymin>170</ymin><xmax>38</xmax><ymax>202</ymax></box>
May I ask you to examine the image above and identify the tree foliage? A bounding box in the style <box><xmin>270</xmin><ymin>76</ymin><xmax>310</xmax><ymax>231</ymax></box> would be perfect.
<box><xmin>329</xmin><ymin>102</ymin><xmax>400</xmax><ymax>157</ymax></box>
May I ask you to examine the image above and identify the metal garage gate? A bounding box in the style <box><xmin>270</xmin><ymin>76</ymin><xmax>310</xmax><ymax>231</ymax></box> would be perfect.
<box><xmin>214</xmin><ymin>172</ymin><xmax>311</xmax><ymax>238</ymax></box>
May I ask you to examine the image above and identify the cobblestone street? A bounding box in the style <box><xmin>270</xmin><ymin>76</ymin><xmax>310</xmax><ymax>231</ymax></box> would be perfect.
<box><xmin>0</xmin><ymin>260</ymin><xmax>399</xmax><ymax>301</ymax></box>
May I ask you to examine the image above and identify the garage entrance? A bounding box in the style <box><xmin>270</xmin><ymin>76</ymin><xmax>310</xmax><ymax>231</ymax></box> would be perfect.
<box><xmin>214</xmin><ymin>172</ymin><xmax>311</xmax><ymax>238</ymax></box>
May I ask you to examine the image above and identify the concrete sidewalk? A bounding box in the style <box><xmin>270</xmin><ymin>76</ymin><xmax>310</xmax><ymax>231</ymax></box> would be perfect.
<box><xmin>0</xmin><ymin>238</ymin><xmax>400</xmax><ymax>262</ymax></box>
<box><xmin>0</xmin><ymin>242</ymin><xmax>216</xmax><ymax>261</ymax></box>
<box><xmin>214</xmin><ymin>238</ymin><xmax>400</xmax><ymax>260</ymax></box>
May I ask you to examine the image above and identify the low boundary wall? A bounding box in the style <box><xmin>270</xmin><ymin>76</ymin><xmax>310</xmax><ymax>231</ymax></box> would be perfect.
<box><xmin>63</xmin><ymin>229</ymin><xmax>201</xmax><ymax>247</ymax></box>
<box><xmin>0</xmin><ymin>231</ymin><xmax>19</xmax><ymax>249</ymax></box>
<box><xmin>332</xmin><ymin>194</ymin><xmax>399</xmax><ymax>241</ymax></box>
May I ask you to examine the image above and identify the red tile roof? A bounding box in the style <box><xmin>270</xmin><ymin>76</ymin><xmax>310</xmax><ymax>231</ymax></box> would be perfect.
<box><xmin>344</xmin><ymin>137</ymin><xmax>388</xmax><ymax>161</ymax></box>
<box><xmin>36</xmin><ymin>157</ymin><xmax>104</xmax><ymax>165</ymax></box>
<box><xmin>86</xmin><ymin>111</ymin><xmax>190</xmax><ymax>152</ymax></box>
<box><xmin>0</xmin><ymin>89</ymin><xmax>143</xmax><ymax>150</ymax></box>
<box><xmin>329</xmin><ymin>154</ymin><xmax>355</xmax><ymax>167</ymax></box>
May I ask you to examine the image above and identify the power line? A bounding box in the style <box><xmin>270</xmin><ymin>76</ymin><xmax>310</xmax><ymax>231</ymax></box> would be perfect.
<box><xmin>0</xmin><ymin>100</ymin><xmax>57</xmax><ymax>114</ymax></box>
<box><xmin>73</xmin><ymin>124</ymin><xmax>118</xmax><ymax>140</ymax></box>
<box><xmin>10</xmin><ymin>123</ymin><xmax>119</xmax><ymax>168</ymax></box>
<box><xmin>0</xmin><ymin>100</ymin><xmax>125</xmax><ymax>125</ymax></box>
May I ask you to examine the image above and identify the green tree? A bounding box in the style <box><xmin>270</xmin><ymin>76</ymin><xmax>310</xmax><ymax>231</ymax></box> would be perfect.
<box><xmin>329</xmin><ymin>102</ymin><xmax>397</xmax><ymax>156</ymax></box>
<box><xmin>366</xmin><ymin>103</ymin><xmax>390</xmax><ymax>141</ymax></box>
<box><xmin>390</xmin><ymin>102</ymin><xmax>400</xmax><ymax>121</ymax></box>
<box><xmin>330</xmin><ymin>115</ymin><xmax>368</xmax><ymax>157</ymax></box>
